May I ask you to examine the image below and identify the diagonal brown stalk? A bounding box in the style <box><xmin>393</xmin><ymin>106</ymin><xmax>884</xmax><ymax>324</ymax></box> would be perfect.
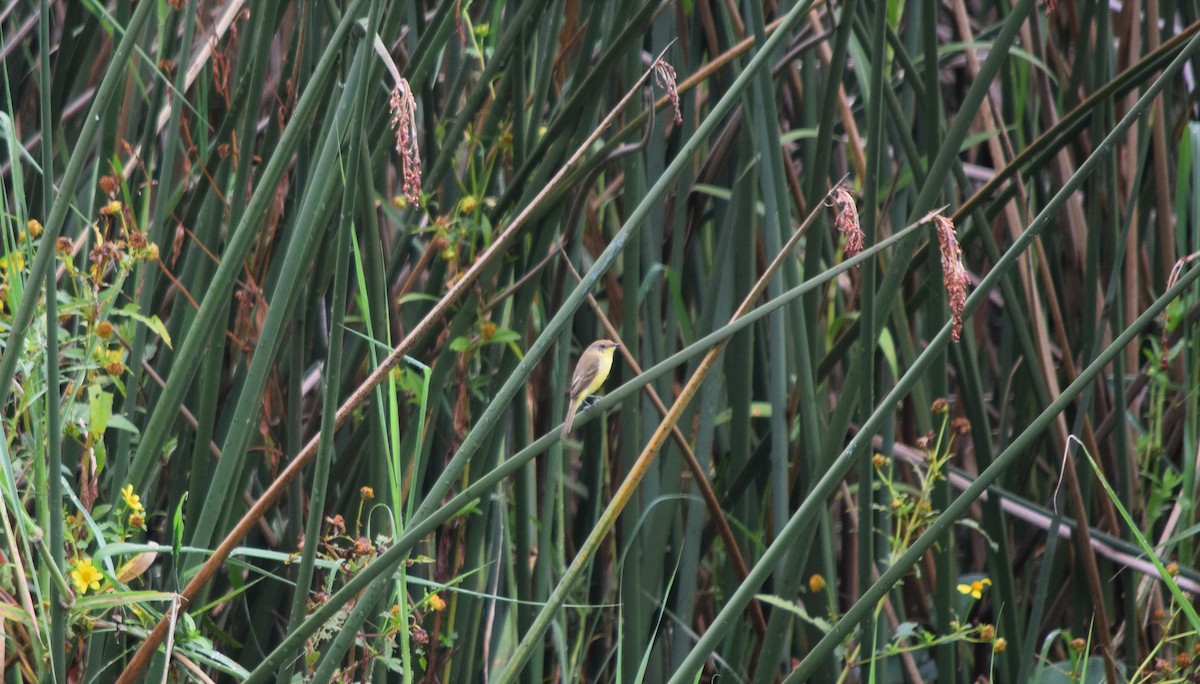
<box><xmin>495</xmin><ymin>185</ymin><xmax>840</xmax><ymax>682</ymax></box>
<box><xmin>558</xmin><ymin>245</ymin><xmax>769</xmax><ymax>638</ymax></box>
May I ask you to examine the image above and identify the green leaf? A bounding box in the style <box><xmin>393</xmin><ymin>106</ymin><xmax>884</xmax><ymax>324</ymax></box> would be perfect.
<box><xmin>115</xmin><ymin>306</ymin><xmax>173</xmax><ymax>349</ymax></box>
<box><xmin>173</xmin><ymin>492</ymin><xmax>188</xmax><ymax>559</ymax></box>
<box><xmin>484</xmin><ymin>328</ymin><xmax>520</xmax><ymax>345</ymax></box>
<box><xmin>87</xmin><ymin>383</ymin><xmax>113</xmax><ymax>440</ymax></box>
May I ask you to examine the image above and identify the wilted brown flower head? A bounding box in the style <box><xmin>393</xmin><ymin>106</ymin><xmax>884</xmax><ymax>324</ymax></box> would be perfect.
<box><xmin>653</xmin><ymin>59</ymin><xmax>682</xmax><ymax>125</ymax></box>
<box><xmin>929</xmin><ymin>213</ymin><xmax>968</xmax><ymax>341</ymax></box>
<box><xmin>353</xmin><ymin>536</ymin><xmax>374</xmax><ymax>557</ymax></box>
<box><xmin>389</xmin><ymin>79</ymin><xmax>422</xmax><ymax>205</ymax></box>
<box><xmin>99</xmin><ymin>175</ymin><xmax>119</xmax><ymax>197</ymax></box>
<box><xmin>828</xmin><ymin>186</ymin><xmax>862</xmax><ymax>257</ymax></box>
<box><xmin>325</xmin><ymin>514</ymin><xmax>345</xmax><ymax>536</ymax></box>
<box><xmin>89</xmin><ymin>240</ymin><xmax>122</xmax><ymax>268</ymax></box>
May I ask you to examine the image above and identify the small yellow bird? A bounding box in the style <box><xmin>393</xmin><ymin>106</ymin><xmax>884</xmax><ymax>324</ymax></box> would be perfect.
<box><xmin>561</xmin><ymin>339</ymin><xmax>620</xmax><ymax>438</ymax></box>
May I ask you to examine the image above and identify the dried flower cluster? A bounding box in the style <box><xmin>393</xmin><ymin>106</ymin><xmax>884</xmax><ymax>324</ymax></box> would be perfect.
<box><xmin>654</xmin><ymin>59</ymin><xmax>683</xmax><ymax>125</ymax></box>
<box><xmin>930</xmin><ymin>213</ymin><xmax>968</xmax><ymax>341</ymax></box>
<box><xmin>389</xmin><ymin>79</ymin><xmax>422</xmax><ymax>205</ymax></box>
<box><xmin>828</xmin><ymin>186</ymin><xmax>862</xmax><ymax>256</ymax></box>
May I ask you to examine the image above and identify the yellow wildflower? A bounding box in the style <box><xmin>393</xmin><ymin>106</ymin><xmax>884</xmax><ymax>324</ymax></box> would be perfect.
<box><xmin>427</xmin><ymin>593</ymin><xmax>446</xmax><ymax>611</ymax></box>
<box><xmin>70</xmin><ymin>558</ymin><xmax>103</xmax><ymax>594</ymax></box>
<box><xmin>0</xmin><ymin>252</ymin><xmax>25</xmax><ymax>273</ymax></box>
<box><xmin>808</xmin><ymin>574</ymin><xmax>826</xmax><ymax>592</ymax></box>
<box><xmin>121</xmin><ymin>484</ymin><xmax>145</xmax><ymax>513</ymax></box>
<box><xmin>956</xmin><ymin>577</ymin><xmax>991</xmax><ymax>600</ymax></box>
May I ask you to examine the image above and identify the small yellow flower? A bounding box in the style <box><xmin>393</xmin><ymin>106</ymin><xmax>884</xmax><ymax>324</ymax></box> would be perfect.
<box><xmin>70</xmin><ymin>558</ymin><xmax>104</xmax><ymax>594</ymax></box>
<box><xmin>0</xmin><ymin>252</ymin><xmax>25</xmax><ymax>273</ymax></box>
<box><xmin>993</xmin><ymin>637</ymin><xmax>1007</xmax><ymax>653</ymax></box>
<box><xmin>427</xmin><ymin>593</ymin><xmax>446</xmax><ymax>611</ymax></box>
<box><xmin>121</xmin><ymin>484</ymin><xmax>145</xmax><ymax>513</ymax></box>
<box><xmin>360</xmin><ymin>486</ymin><xmax>374</xmax><ymax>500</ymax></box>
<box><xmin>99</xmin><ymin>347</ymin><xmax>124</xmax><ymax>366</ymax></box>
<box><xmin>956</xmin><ymin>577</ymin><xmax>991</xmax><ymax>600</ymax></box>
<box><xmin>27</xmin><ymin>219</ymin><xmax>43</xmax><ymax>238</ymax></box>
<box><xmin>808</xmin><ymin>574</ymin><xmax>826</xmax><ymax>592</ymax></box>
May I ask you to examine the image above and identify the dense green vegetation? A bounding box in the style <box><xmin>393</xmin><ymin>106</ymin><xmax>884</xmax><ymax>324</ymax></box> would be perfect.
<box><xmin>2</xmin><ymin>0</ymin><xmax>1200</xmax><ymax>681</ymax></box>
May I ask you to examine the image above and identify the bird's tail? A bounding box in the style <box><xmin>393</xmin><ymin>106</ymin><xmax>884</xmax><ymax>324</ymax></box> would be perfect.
<box><xmin>561</xmin><ymin>397</ymin><xmax>579</xmax><ymax>439</ymax></box>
